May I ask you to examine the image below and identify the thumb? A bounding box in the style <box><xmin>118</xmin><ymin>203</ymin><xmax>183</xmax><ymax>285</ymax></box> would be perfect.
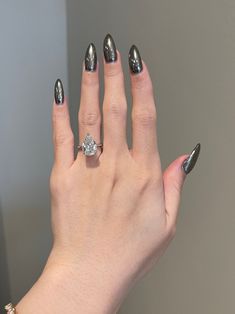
<box><xmin>163</xmin><ymin>143</ymin><xmax>201</xmax><ymax>224</ymax></box>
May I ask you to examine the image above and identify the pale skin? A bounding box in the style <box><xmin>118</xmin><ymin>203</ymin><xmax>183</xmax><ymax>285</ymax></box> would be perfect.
<box><xmin>16</xmin><ymin>50</ymin><xmax>190</xmax><ymax>313</ymax></box>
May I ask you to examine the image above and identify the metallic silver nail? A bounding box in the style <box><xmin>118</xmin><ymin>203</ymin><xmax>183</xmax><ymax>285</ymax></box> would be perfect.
<box><xmin>85</xmin><ymin>43</ymin><xmax>97</xmax><ymax>71</ymax></box>
<box><xmin>128</xmin><ymin>45</ymin><xmax>143</xmax><ymax>74</ymax></box>
<box><xmin>103</xmin><ymin>33</ymin><xmax>117</xmax><ymax>63</ymax></box>
<box><xmin>54</xmin><ymin>79</ymin><xmax>64</xmax><ymax>105</ymax></box>
<box><xmin>182</xmin><ymin>143</ymin><xmax>201</xmax><ymax>174</ymax></box>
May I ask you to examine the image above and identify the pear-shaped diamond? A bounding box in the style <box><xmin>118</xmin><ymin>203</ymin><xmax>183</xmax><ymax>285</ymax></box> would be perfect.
<box><xmin>82</xmin><ymin>133</ymin><xmax>97</xmax><ymax>156</ymax></box>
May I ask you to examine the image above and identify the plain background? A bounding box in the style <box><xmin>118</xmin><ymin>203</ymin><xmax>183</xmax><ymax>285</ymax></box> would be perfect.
<box><xmin>1</xmin><ymin>0</ymin><xmax>235</xmax><ymax>313</ymax></box>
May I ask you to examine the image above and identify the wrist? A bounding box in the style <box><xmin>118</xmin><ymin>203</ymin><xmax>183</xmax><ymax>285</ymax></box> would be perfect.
<box><xmin>16</xmin><ymin>248</ymin><xmax>127</xmax><ymax>314</ymax></box>
<box><xmin>44</xmin><ymin>248</ymin><xmax>129</xmax><ymax>313</ymax></box>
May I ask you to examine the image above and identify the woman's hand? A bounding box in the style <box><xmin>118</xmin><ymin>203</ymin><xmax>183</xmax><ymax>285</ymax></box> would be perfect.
<box><xmin>16</xmin><ymin>34</ymin><xmax>200</xmax><ymax>314</ymax></box>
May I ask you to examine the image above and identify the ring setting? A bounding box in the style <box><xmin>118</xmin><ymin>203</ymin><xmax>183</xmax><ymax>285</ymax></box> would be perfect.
<box><xmin>77</xmin><ymin>133</ymin><xmax>102</xmax><ymax>156</ymax></box>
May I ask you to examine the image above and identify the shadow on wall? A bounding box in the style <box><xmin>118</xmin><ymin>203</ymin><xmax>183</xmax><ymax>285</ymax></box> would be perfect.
<box><xmin>0</xmin><ymin>198</ymin><xmax>11</xmax><ymax>308</ymax></box>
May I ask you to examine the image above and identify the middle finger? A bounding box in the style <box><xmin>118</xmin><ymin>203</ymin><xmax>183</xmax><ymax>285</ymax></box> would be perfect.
<box><xmin>102</xmin><ymin>34</ymin><xmax>128</xmax><ymax>156</ymax></box>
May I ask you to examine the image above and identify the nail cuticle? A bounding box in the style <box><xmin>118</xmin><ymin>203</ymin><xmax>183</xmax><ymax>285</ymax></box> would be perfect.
<box><xmin>54</xmin><ymin>79</ymin><xmax>64</xmax><ymax>105</ymax></box>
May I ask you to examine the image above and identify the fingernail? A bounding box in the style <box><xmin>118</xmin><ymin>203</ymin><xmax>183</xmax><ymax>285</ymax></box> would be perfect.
<box><xmin>103</xmin><ymin>33</ymin><xmax>117</xmax><ymax>63</ymax></box>
<box><xmin>54</xmin><ymin>79</ymin><xmax>64</xmax><ymax>105</ymax></box>
<box><xmin>182</xmin><ymin>143</ymin><xmax>201</xmax><ymax>174</ymax></box>
<box><xmin>85</xmin><ymin>43</ymin><xmax>97</xmax><ymax>71</ymax></box>
<box><xmin>128</xmin><ymin>45</ymin><xmax>143</xmax><ymax>74</ymax></box>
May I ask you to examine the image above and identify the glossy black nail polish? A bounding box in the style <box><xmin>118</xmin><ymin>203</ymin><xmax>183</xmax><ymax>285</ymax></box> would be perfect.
<box><xmin>54</xmin><ymin>79</ymin><xmax>64</xmax><ymax>105</ymax></box>
<box><xmin>129</xmin><ymin>45</ymin><xmax>143</xmax><ymax>74</ymax></box>
<box><xmin>85</xmin><ymin>43</ymin><xmax>97</xmax><ymax>71</ymax></box>
<box><xmin>182</xmin><ymin>143</ymin><xmax>201</xmax><ymax>174</ymax></box>
<box><xmin>103</xmin><ymin>33</ymin><xmax>117</xmax><ymax>63</ymax></box>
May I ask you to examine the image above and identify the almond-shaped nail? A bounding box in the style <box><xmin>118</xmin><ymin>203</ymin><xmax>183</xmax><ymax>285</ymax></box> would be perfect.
<box><xmin>128</xmin><ymin>44</ymin><xmax>143</xmax><ymax>74</ymax></box>
<box><xmin>85</xmin><ymin>43</ymin><xmax>97</xmax><ymax>71</ymax></box>
<box><xmin>103</xmin><ymin>33</ymin><xmax>117</xmax><ymax>63</ymax></box>
<box><xmin>54</xmin><ymin>79</ymin><xmax>64</xmax><ymax>105</ymax></box>
<box><xmin>182</xmin><ymin>143</ymin><xmax>201</xmax><ymax>174</ymax></box>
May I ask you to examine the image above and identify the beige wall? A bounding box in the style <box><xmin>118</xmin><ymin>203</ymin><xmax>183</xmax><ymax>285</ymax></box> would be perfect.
<box><xmin>1</xmin><ymin>0</ymin><xmax>235</xmax><ymax>313</ymax></box>
<box><xmin>67</xmin><ymin>0</ymin><xmax>235</xmax><ymax>313</ymax></box>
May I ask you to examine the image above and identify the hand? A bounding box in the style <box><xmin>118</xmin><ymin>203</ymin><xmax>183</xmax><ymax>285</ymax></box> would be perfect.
<box><xmin>16</xmin><ymin>34</ymin><xmax>200</xmax><ymax>314</ymax></box>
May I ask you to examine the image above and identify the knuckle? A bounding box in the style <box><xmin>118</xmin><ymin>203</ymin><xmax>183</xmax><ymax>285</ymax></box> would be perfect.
<box><xmin>50</xmin><ymin>177</ymin><xmax>57</xmax><ymax>194</ymax></box>
<box><xmin>50</xmin><ymin>172</ymin><xmax>72</xmax><ymax>194</ymax></box>
<box><xmin>50</xmin><ymin>170</ymin><xmax>62</xmax><ymax>194</ymax></box>
<box><xmin>132</xmin><ymin>109</ymin><xmax>156</xmax><ymax>127</ymax></box>
<box><xmin>82</xmin><ymin>73</ymin><xmax>99</xmax><ymax>87</ymax></box>
<box><xmin>106</xmin><ymin>101</ymin><xmax>126</xmax><ymax>118</ymax></box>
<box><xmin>54</xmin><ymin>132</ymin><xmax>74</xmax><ymax>147</ymax></box>
<box><xmin>62</xmin><ymin>173</ymin><xmax>73</xmax><ymax>191</ymax></box>
<box><xmin>79</xmin><ymin>111</ymin><xmax>101</xmax><ymax>127</ymax></box>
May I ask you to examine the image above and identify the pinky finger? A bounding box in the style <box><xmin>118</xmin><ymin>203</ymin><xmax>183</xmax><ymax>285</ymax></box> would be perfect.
<box><xmin>52</xmin><ymin>79</ymin><xmax>74</xmax><ymax>168</ymax></box>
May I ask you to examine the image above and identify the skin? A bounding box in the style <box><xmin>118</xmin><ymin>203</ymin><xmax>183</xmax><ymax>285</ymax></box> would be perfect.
<box><xmin>16</xmin><ymin>50</ymin><xmax>190</xmax><ymax>313</ymax></box>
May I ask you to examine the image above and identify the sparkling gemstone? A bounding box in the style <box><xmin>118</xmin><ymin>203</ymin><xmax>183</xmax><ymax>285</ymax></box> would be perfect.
<box><xmin>82</xmin><ymin>133</ymin><xmax>97</xmax><ymax>156</ymax></box>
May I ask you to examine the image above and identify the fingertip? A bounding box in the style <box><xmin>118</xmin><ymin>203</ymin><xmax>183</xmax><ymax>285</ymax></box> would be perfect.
<box><xmin>103</xmin><ymin>51</ymin><xmax>123</xmax><ymax>78</ymax></box>
<box><xmin>164</xmin><ymin>154</ymin><xmax>190</xmax><ymax>197</ymax></box>
<box><xmin>130</xmin><ymin>61</ymin><xmax>153</xmax><ymax>94</ymax></box>
<box><xmin>53</xmin><ymin>96</ymin><xmax>69</xmax><ymax>119</ymax></box>
<box><xmin>82</xmin><ymin>61</ymin><xmax>99</xmax><ymax>89</ymax></box>
<box><xmin>177</xmin><ymin>154</ymin><xmax>191</xmax><ymax>178</ymax></box>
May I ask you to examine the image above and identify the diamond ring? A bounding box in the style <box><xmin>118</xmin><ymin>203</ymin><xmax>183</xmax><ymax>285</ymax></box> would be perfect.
<box><xmin>77</xmin><ymin>133</ymin><xmax>103</xmax><ymax>156</ymax></box>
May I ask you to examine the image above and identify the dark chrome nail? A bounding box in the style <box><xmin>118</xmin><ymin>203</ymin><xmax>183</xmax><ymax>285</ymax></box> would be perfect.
<box><xmin>85</xmin><ymin>43</ymin><xmax>97</xmax><ymax>71</ymax></box>
<box><xmin>103</xmin><ymin>33</ymin><xmax>117</xmax><ymax>63</ymax></box>
<box><xmin>182</xmin><ymin>143</ymin><xmax>201</xmax><ymax>174</ymax></box>
<box><xmin>128</xmin><ymin>45</ymin><xmax>143</xmax><ymax>74</ymax></box>
<box><xmin>54</xmin><ymin>79</ymin><xmax>64</xmax><ymax>105</ymax></box>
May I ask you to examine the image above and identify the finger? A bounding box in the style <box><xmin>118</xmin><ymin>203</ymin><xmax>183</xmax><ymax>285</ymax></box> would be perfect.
<box><xmin>78</xmin><ymin>43</ymin><xmax>101</xmax><ymax>157</ymax></box>
<box><xmin>52</xmin><ymin>79</ymin><xmax>74</xmax><ymax>168</ymax></box>
<box><xmin>102</xmin><ymin>34</ymin><xmax>128</xmax><ymax>155</ymax></box>
<box><xmin>129</xmin><ymin>45</ymin><xmax>159</xmax><ymax>165</ymax></box>
<box><xmin>163</xmin><ymin>143</ymin><xmax>201</xmax><ymax>227</ymax></box>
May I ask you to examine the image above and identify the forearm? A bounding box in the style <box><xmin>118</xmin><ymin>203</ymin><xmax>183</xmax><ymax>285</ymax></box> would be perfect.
<box><xmin>15</xmin><ymin>250</ymin><xmax>124</xmax><ymax>314</ymax></box>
